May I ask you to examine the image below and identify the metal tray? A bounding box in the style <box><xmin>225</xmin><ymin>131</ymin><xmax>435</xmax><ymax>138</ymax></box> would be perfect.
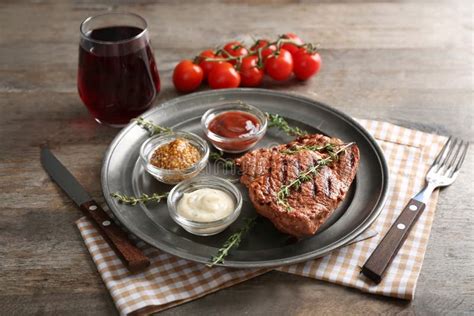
<box><xmin>101</xmin><ymin>89</ymin><xmax>389</xmax><ymax>268</ymax></box>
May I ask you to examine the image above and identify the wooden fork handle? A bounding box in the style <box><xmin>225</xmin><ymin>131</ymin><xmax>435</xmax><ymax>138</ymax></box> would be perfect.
<box><xmin>361</xmin><ymin>199</ymin><xmax>425</xmax><ymax>284</ymax></box>
<box><xmin>80</xmin><ymin>200</ymin><xmax>151</xmax><ymax>272</ymax></box>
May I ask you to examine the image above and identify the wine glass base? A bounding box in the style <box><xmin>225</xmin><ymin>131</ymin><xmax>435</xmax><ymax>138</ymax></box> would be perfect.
<box><xmin>94</xmin><ymin>118</ymin><xmax>127</xmax><ymax>128</ymax></box>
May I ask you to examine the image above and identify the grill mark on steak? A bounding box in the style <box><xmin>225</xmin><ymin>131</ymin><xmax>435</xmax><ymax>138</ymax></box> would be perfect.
<box><xmin>236</xmin><ymin>133</ymin><xmax>360</xmax><ymax>237</ymax></box>
<box><xmin>327</xmin><ymin>177</ymin><xmax>333</xmax><ymax>196</ymax></box>
<box><xmin>322</xmin><ymin>170</ymin><xmax>332</xmax><ymax>198</ymax></box>
<box><xmin>310</xmin><ymin>155</ymin><xmax>320</xmax><ymax>197</ymax></box>
<box><xmin>255</xmin><ymin>152</ymin><xmax>266</xmax><ymax>177</ymax></box>
<box><xmin>349</xmin><ymin>151</ymin><xmax>356</xmax><ymax>168</ymax></box>
<box><xmin>265</xmin><ymin>152</ymin><xmax>273</xmax><ymax>195</ymax></box>
<box><xmin>281</xmin><ymin>159</ymin><xmax>288</xmax><ymax>183</ymax></box>
<box><xmin>310</xmin><ymin>179</ymin><xmax>317</xmax><ymax>197</ymax></box>
<box><xmin>246</xmin><ymin>152</ymin><xmax>257</xmax><ymax>182</ymax></box>
<box><xmin>292</xmin><ymin>158</ymin><xmax>301</xmax><ymax>192</ymax></box>
<box><xmin>297</xmin><ymin>153</ymin><xmax>313</xmax><ymax>194</ymax></box>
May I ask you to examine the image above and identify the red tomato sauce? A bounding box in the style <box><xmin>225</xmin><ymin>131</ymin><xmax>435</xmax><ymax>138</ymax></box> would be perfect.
<box><xmin>208</xmin><ymin>111</ymin><xmax>260</xmax><ymax>138</ymax></box>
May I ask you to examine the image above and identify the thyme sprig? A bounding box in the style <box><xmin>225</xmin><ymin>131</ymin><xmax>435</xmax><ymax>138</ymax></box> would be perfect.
<box><xmin>276</xmin><ymin>142</ymin><xmax>355</xmax><ymax>211</ymax></box>
<box><xmin>135</xmin><ymin>117</ymin><xmax>172</xmax><ymax>136</ymax></box>
<box><xmin>266</xmin><ymin>113</ymin><xmax>307</xmax><ymax>137</ymax></box>
<box><xmin>281</xmin><ymin>143</ymin><xmax>336</xmax><ymax>155</ymax></box>
<box><xmin>111</xmin><ymin>192</ymin><xmax>169</xmax><ymax>205</ymax></box>
<box><xmin>209</xmin><ymin>151</ymin><xmax>235</xmax><ymax>169</ymax></box>
<box><xmin>207</xmin><ymin>216</ymin><xmax>257</xmax><ymax>267</ymax></box>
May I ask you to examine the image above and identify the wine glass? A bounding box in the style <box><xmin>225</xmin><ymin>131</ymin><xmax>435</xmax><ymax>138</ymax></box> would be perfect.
<box><xmin>78</xmin><ymin>12</ymin><xmax>160</xmax><ymax>127</ymax></box>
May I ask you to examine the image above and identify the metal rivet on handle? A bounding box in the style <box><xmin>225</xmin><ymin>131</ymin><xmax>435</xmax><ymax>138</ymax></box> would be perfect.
<box><xmin>102</xmin><ymin>220</ymin><xmax>111</xmax><ymax>227</ymax></box>
<box><xmin>88</xmin><ymin>205</ymin><xmax>97</xmax><ymax>211</ymax></box>
<box><xmin>397</xmin><ymin>223</ymin><xmax>406</xmax><ymax>230</ymax></box>
<box><xmin>409</xmin><ymin>205</ymin><xmax>418</xmax><ymax>211</ymax></box>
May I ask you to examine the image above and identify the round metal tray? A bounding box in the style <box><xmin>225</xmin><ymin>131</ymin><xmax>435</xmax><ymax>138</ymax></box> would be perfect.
<box><xmin>101</xmin><ymin>88</ymin><xmax>389</xmax><ymax>268</ymax></box>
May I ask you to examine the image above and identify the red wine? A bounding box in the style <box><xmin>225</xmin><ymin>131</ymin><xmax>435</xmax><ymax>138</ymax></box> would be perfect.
<box><xmin>78</xmin><ymin>26</ymin><xmax>160</xmax><ymax>126</ymax></box>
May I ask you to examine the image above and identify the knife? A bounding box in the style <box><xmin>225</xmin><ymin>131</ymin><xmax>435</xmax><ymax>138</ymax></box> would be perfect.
<box><xmin>41</xmin><ymin>147</ymin><xmax>150</xmax><ymax>272</ymax></box>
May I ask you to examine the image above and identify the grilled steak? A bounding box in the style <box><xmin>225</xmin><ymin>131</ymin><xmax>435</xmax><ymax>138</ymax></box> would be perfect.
<box><xmin>235</xmin><ymin>134</ymin><xmax>360</xmax><ymax>237</ymax></box>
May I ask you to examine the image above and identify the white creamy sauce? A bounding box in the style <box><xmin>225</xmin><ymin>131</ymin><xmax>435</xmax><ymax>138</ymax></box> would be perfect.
<box><xmin>177</xmin><ymin>188</ymin><xmax>235</xmax><ymax>222</ymax></box>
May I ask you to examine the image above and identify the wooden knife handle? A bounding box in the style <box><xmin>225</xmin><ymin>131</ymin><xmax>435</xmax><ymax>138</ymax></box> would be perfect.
<box><xmin>80</xmin><ymin>200</ymin><xmax>150</xmax><ymax>272</ymax></box>
<box><xmin>361</xmin><ymin>199</ymin><xmax>425</xmax><ymax>284</ymax></box>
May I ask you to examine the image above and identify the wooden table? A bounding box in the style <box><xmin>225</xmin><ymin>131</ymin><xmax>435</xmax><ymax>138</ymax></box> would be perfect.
<box><xmin>1</xmin><ymin>0</ymin><xmax>472</xmax><ymax>314</ymax></box>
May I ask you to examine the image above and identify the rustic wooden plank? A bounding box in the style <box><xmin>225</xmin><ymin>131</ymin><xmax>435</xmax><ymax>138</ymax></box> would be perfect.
<box><xmin>2</xmin><ymin>47</ymin><xmax>473</xmax><ymax>92</ymax></box>
<box><xmin>1</xmin><ymin>2</ymin><xmax>471</xmax><ymax>49</ymax></box>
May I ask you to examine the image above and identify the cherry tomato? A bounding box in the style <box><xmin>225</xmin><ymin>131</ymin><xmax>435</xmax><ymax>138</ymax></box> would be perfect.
<box><xmin>198</xmin><ymin>50</ymin><xmax>221</xmax><ymax>80</ymax></box>
<box><xmin>264</xmin><ymin>48</ymin><xmax>293</xmax><ymax>81</ymax></box>
<box><xmin>251</xmin><ymin>39</ymin><xmax>277</xmax><ymax>61</ymax></box>
<box><xmin>208</xmin><ymin>62</ymin><xmax>241</xmax><ymax>89</ymax></box>
<box><xmin>250</xmin><ymin>39</ymin><xmax>269</xmax><ymax>51</ymax></box>
<box><xmin>293</xmin><ymin>48</ymin><xmax>322</xmax><ymax>80</ymax></box>
<box><xmin>172</xmin><ymin>60</ymin><xmax>203</xmax><ymax>92</ymax></box>
<box><xmin>239</xmin><ymin>56</ymin><xmax>264</xmax><ymax>87</ymax></box>
<box><xmin>222</xmin><ymin>41</ymin><xmax>249</xmax><ymax>64</ymax></box>
<box><xmin>281</xmin><ymin>33</ymin><xmax>304</xmax><ymax>56</ymax></box>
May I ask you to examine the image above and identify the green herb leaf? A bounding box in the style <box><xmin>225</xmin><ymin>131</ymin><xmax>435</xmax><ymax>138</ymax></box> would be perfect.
<box><xmin>209</xmin><ymin>151</ymin><xmax>235</xmax><ymax>169</ymax></box>
<box><xmin>111</xmin><ymin>192</ymin><xmax>169</xmax><ymax>205</ymax></box>
<box><xmin>280</xmin><ymin>143</ymin><xmax>336</xmax><ymax>155</ymax></box>
<box><xmin>135</xmin><ymin>117</ymin><xmax>173</xmax><ymax>136</ymax></box>
<box><xmin>207</xmin><ymin>217</ymin><xmax>257</xmax><ymax>267</ymax></box>
<box><xmin>266</xmin><ymin>113</ymin><xmax>307</xmax><ymax>137</ymax></box>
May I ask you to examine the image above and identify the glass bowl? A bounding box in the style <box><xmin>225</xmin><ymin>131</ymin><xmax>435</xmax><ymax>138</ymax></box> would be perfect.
<box><xmin>167</xmin><ymin>176</ymin><xmax>242</xmax><ymax>236</ymax></box>
<box><xmin>140</xmin><ymin>131</ymin><xmax>209</xmax><ymax>184</ymax></box>
<box><xmin>201</xmin><ymin>102</ymin><xmax>268</xmax><ymax>153</ymax></box>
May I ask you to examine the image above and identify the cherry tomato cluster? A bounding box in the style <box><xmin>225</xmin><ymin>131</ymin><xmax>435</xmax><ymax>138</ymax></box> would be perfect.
<box><xmin>172</xmin><ymin>33</ymin><xmax>322</xmax><ymax>93</ymax></box>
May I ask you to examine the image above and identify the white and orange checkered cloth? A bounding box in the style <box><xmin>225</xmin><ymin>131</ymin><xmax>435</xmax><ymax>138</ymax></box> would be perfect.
<box><xmin>76</xmin><ymin>119</ymin><xmax>446</xmax><ymax>315</ymax></box>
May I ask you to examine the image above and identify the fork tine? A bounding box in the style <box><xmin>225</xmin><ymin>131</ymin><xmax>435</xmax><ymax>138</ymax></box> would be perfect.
<box><xmin>441</xmin><ymin>138</ymin><xmax>459</xmax><ymax>170</ymax></box>
<box><xmin>431</xmin><ymin>137</ymin><xmax>452</xmax><ymax>169</ymax></box>
<box><xmin>450</xmin><ymin>141</ymin><xmax>469</xmax><ymax>177</ymax></box>
<box><xmin>446</xmin><ymin>139</ymin><xmax>463</xmax><ymax>171</ymax></box>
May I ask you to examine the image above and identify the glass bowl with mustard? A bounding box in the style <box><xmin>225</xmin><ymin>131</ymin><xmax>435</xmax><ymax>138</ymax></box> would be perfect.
<box><xmin>140</xmin><ymin>131</ymin><xmax>209</xmax><ymax>184</ymax></box>
<box><xmin>201</xmin><ymin>102</ymin><xmax>268</xmax><ymax>153</ymax></box>
<box><xmin>167</xmin><ymin>176</ymin><xmax>242</xmax><ymax>236</ymax></box>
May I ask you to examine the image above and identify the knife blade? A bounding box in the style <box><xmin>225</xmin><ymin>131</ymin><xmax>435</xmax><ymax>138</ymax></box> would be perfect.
<box><xmin>40</xmin><ymin>147</ymin><xmax>92</xmax><ymax>205</ymax></box>
<box><xmin>41</xmin><ymin>147</ymin><xmax>150</xmax><ymax>272</ymax></box>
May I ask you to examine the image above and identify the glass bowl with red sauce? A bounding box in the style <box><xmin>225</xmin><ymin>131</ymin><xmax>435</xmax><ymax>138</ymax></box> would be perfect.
<box><xmin>201</xmin><ymin>102</ymin><xmax>268</xmax><ymax>153</ymax></box>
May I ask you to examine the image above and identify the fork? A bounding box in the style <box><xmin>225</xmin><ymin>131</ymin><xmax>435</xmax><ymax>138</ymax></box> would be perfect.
<box><xmin>361</xmin><ymin>137</ymin><xmax>469</xmax><ymax>284</ymax></box>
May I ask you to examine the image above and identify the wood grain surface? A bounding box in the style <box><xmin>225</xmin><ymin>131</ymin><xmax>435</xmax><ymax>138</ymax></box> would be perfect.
<box><xmin>0</xmin><ymin>0</ymin><xmax>473</xmax><ymax>315</ymax></box>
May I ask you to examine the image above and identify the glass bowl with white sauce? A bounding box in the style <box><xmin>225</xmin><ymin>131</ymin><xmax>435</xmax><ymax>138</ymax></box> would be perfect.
<box><xmin>167</xmin><ymin>176</ymin><xmax>242</xmax><ymax>236</ymax></box>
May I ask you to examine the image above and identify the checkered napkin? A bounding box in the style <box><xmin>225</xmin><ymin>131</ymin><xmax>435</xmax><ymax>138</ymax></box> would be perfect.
<box><xmin>76</xmin><ymin>120</ymin><xmax>446</xmax><ymax>315</ymax></box>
